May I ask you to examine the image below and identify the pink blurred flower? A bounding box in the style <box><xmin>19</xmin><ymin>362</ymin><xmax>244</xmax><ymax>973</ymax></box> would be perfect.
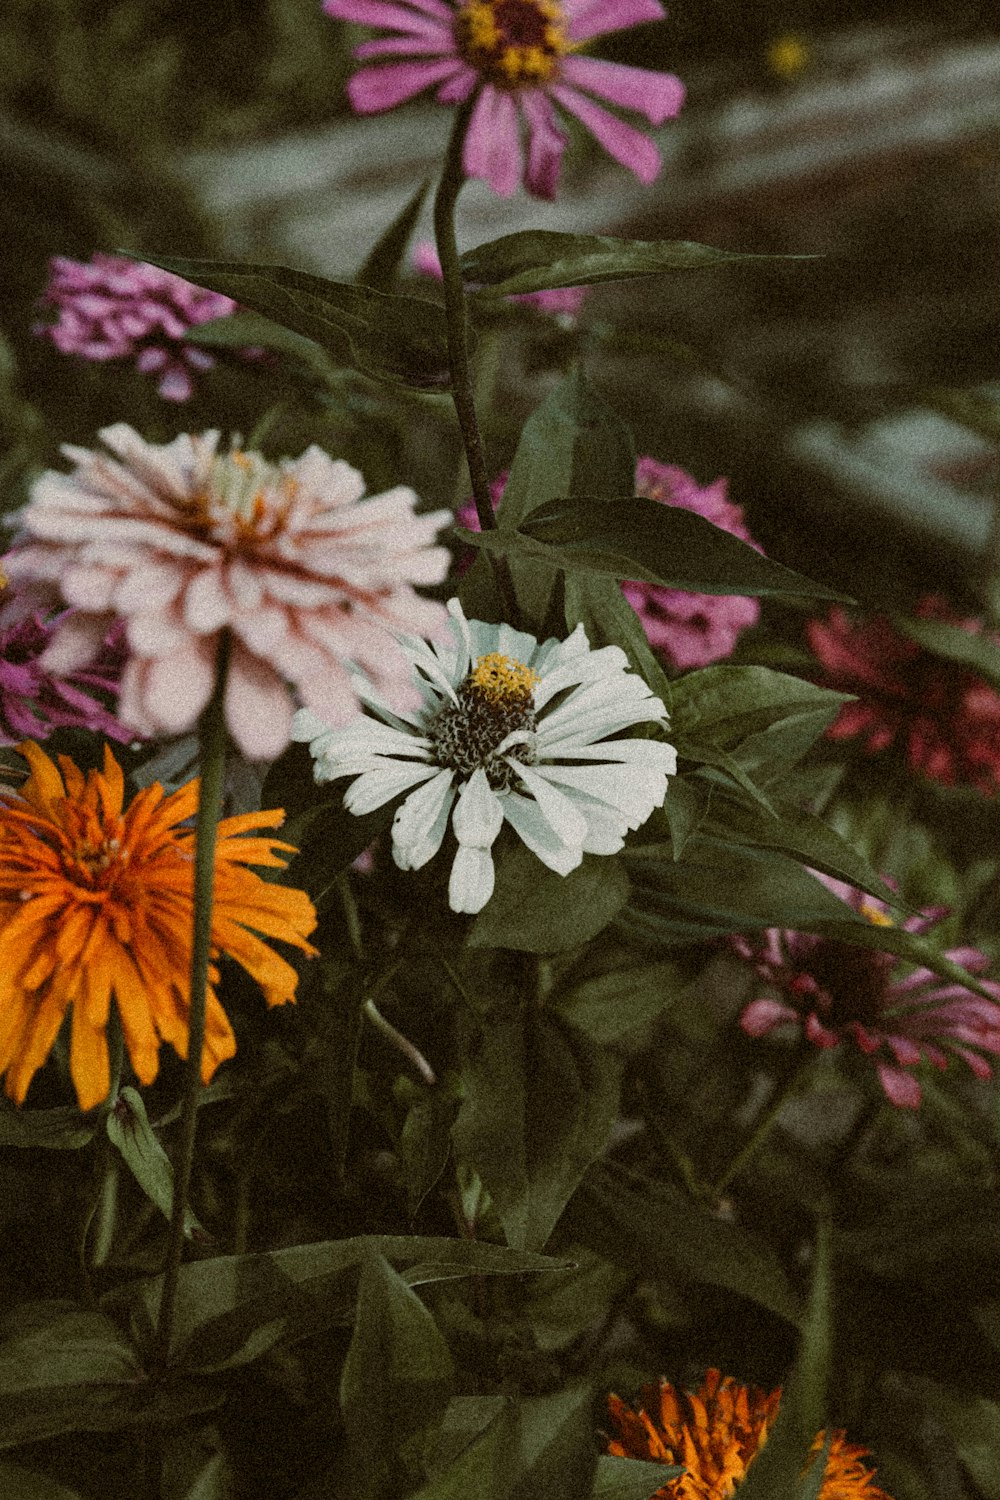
<box><xmin>0</xmin><ymin>582</ymin><xmax>131</xmax><ymax>745</ymax></box>
<box><xmin>3</xmin><ymin>427</ymin><xmax>452</xmax><ymax>761</ymax></box>
<box><xmin>808</xmin><ymin>596</ymin><xmax>1000</xmax><ymax>796</ymax></box>
<box><xmin>458</xmin><ymin>458</ymin><xmax>762</xmax><ymax>668</ymax></box>
<box><xmin>36</xmin><ymin>255</ymin><xmax>245</xmax><ymax>402</ymax></box>
<box><xmin>412</xmin><ymin>240</ymin><xmax>586</xmax><ymax>321</ymax></box>
<box><xmin>732</xmin><ymin>877</ymin><xmax>1000</xmax><ymax>1108</ymax></box>
<box><xmin>322</xmin><ymin>0</ymin><xmax>685</xmax><ymax>200</ymax></box>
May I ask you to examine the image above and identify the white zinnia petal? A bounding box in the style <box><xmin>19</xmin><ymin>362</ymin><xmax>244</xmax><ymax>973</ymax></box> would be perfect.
<box><xmin>344</xmin><ymin>761</ymin><xmax>440</xmax><ymax>814</ymax></box>
<box><xmin>451</xmin><ymin>768</ymin><xmax>504</xmax><ymax>849</ymax></box>
<box><xmin>392</xmin><ymin>770</ymin><xmax>455</xmax><ymax>870</ymax></box>
<box><xmin>448</xmin><ymin>846</ymin><xmax>496</xmax><ymax>914</ymax></box>
<box><xmin>531</xmin><ymin>761</ymin><xmax>669</xmax><ymax>821</ymax></box>
<box><xmin>510</xmin><ymin>762</ymin><xmax>588</xmax><ymax>847</ymax></box>
<box><xmin>501</xmin><ymin>792</ymin><xmax>582</xmax><ymax>876</ymax></box>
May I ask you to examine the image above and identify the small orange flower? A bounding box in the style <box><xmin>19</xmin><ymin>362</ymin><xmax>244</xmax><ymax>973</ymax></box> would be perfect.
<box><xmin>606</xmin><ymin>1371</ymin><xmax>892</xmax><ymax>1499</ymax></box>
<box><xmin>0</xmin><ymin>741</ymin><xmax>318</xmax><ymax>1111</ymax></box>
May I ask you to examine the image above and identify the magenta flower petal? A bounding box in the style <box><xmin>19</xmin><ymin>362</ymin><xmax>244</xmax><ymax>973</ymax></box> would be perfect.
<box><xmin>549</xmin><ymin>83</ymin><xmax>661</xmax><ymax>182</ymax></box>
<box><xmin>562</xmin><ymin>0</ymin><xmax>664</xmax><ymax>41</ymax></box>
<box><xmin>437</xmin><ymin>68</ymin><xmax>477</xmax><ymax>102</ymax></box>
<box><xmin>559</xmin><ymin>55</ymin><xmax>685</xmax><ymax>124</ymax></box>
<box><xmin>521</xmin><ymin>89</ymin><xmax>568</xmax><ymax>199</ymax></box>
<box><xmin>356</xmin><ymin>31</ymin><xmax>455</xmax><ymax>54</ymax></box>
<box><xmin>740</xmin><ymin>997</ymin><xmax>797</xmax><ymax>1036</ymax></box>
<box><xmin>347</xmin><ymin>57</ymin><xmax>466</xmax><ymax>111</ymax></box>
<box><xmin>877</xmin><ymin>1064</ymin><xmax>922</xmax><ymax>1109</ymax></box>
<box><xmin>326</xmin><ymin>0</ymin><xmax>450</xmax><ymax>28</ymax></box>
<box><xmin>464</xmin><ymin>85</ymin><xmax>523</xmax><ymax>197</ymax></box>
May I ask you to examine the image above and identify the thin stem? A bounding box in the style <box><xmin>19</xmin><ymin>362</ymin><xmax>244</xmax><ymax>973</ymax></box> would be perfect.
<box><xmin>364</xmin><ymin>999</ymin><xmax>436</xmax><ymax>1086</ymax></box>
<box><xmin>152</xmin><ymin>632</ymin><xmax>232</xmax><ymax>1373</ymax></box>
<box><xmin>433</xmin><ymin>98</ymin><xmax>518</xmax><ymax>620</ymax></box>
<box><xmin>710</xmin><ymin>1048</ymin><xmax>816</xmax><ymax>1200</ymax></box>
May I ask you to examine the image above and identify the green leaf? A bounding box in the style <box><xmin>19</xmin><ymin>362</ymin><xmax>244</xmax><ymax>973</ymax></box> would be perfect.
<box><xmin>413</xmin><ymin>1399</ymin><xmax>519</xmax><ymax>1500</ymax></box>
<box><xmin>460</xmin><ymin>231</ymin><xmax>811</xmax><ymax>299</ymax></box>
<box><xmin>562</xmin><ymin>573</ymin><xmax>674</xmax><ymax>714</ymax></box>
<box><xmin>0</xmin><ymin>1459</ymin><xmax>85</xmax><ymax>1499</ymax></box>
<box><xmin>917</xmin><ymin>1380</ymin><xmax>1000</xmax><ymax>1497</ymax></box>
<box><xmin>356</xmin><ymin>179</ymin><xmax>432</xmax><ymax>291</ymax></box>
<box><xmin>527</xmin><ymin>1250</ymin><xmax>627</xmax><ymax>1352</ymax></box>
<box><xmin>106</xmin><ymin>1087</ymin><xmax>210</xmax><ymax>1245</ymax></box>
<box><xmin>736</xmin><ymin>1210</ymin><xmax>831</xmax><ymax>1500</ymax></box>
<box><xmin>509</xmin><ymin>1386</ymin><xmax>597</xmax><ymax>1500</ymax></box>
<box><xmin>340</xmin><ymin>1254</ymin><xmax>455</xmax><ymax>1498</ymax></box>
<box><xmin>0</xmin><ymin>1304</ymin><xmax>146</xmax><ymax>1448</ymax></box>
<box><xmin>590</xmin><ymin>1455</ymin><xmax>684</xmax><ymax>1500</ymax></box>
<box><xmin>185</xmin><ymin>308</ymin><xmax>337</xmax><ymax>380</ymax></box>
<box><xmin>660</xmin><ymin>776</ymin><xmax>708</xmax><ymax>860</ymax></box>
<box><xmin>468</xmin><ymin>843</ymin><xmax>630</xmax><ymax>953</ymax></box>
<box><xmin>551</xmin><ymin>961</ymin><xmax>689</xmax><ymax>1046</ymax></box>
<box><xmin>490</xmin><ymin>501</ymin><xmax>852</xmax><ymax>601</ymax></box>
<box><xmin>670</xmin><ymin>667</ymin><xmax>849</xmax><ymax>749</ymax></box>
<box><xmin>896</xmin><ymin>615</ymin><xmax>1000</xmax><ymax>692</ymax></box>
<box><xmin>566</xmin><ymin>1163</ymin><xmax>802</xmax><ymax>1326</ymax></box>
<box><xmin>453</xmin><ymin>1011</ymin><xmax>621</xmax><ymax>1252</ymax></box>
<box><xmin>135</xmin><ymin>252</ymin><xmax>450</xmax><ymax>389</ymax></box>
<box><xmin>0</xmin><ymin>1101</ymin><xmax>93</xmax><ymax>1150</ymax></box>
<box><xmin>113</xmin><ymin>1235</ymin><xmax>569</xmax><ymax>1368</ymax></box>
<box><xmin>400</xmin><ymin>1087</ymin><xmax>460</xmax><ymax>1217</ymax></box>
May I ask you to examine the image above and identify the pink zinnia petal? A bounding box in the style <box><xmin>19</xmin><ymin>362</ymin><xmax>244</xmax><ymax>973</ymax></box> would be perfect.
<box><xmin>224</xmin><ymin>650</ymin><xmax>294</xmax><ymax>761</ymax></box>
<box><xmin>562</xmin><ymin>0</ymin><xmax>664</xmax><ymax>42</ymax></box>
<box><xmin>740</xmin><ymin>997</ymin><xmax>798</xmax><ymax>1037</ymax></box>
<box><xmin>549</xmin><ymin>83</ymin><xmax>661</xmax><ymax>183</ymax></box>
<box><xmin>347</xmin><ymin>57</ymin><xmax>465</xmax><ymax>112</ymax></box>
<box><xmin>463</xmin><ymin>86</ymin><xmax>523</xmax><ymax>197</ymax></box>
<box><xmin>328</xmin><ymin>0</ymin><xmax>451</xmax><ymax>30</ymax></box>
<box><xmin>521</xmin><ymin>89</ymin><xmax>568</xmax><ymax>200</ymax></box>
<box><xmin>325</xmin><ymin>0</ymin><xmax>453</xmax><ymax>19</ymax></box>
<box><xmin>559</xmin><ymin>55</ymin><xmax>685</xmax><ymax>125</ymax></box>
<box><xmin>877</xmin><ymin>1064</ymin><xmax>922</xmax><ymax>1109</ymax></box>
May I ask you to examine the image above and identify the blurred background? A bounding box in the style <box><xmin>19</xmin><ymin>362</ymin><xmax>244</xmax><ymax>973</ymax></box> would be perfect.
<box><xmin>1</xmin><ymin>0</ymin><xmax>998</xmax><ymax>611</ymax></box>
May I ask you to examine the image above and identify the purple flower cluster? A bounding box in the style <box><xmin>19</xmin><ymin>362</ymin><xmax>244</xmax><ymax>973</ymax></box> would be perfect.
<box><xmin>0</xmin><ymin>584</ymin><xmax>132</xmax><ymax>746</ymax></box>
<box><xmin>36</xmin><ymin>255</ymin><xmax>240</xmax><ymax>402</ymax></box>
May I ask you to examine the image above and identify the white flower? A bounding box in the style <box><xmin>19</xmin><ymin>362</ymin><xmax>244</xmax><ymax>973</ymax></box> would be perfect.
<box><xmin>292</xmin><ymin>599</ymin><xmax>677</xmax><ymax>915</ymax></box>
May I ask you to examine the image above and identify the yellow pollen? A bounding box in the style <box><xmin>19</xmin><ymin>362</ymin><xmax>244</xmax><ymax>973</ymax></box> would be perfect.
<box><xmin>469</xmin><ymin>652</ymin><xmax>539</xmax><ymax>703</ymax></box>
<box><xmin>454</xmin><ymin>0</ymin><xmax>567</xmax><ymax>87</ymax></box>
<box><xmin>767</xmin><ymin>33</ymin><xmax>810</xmax><ymax>78</ymax></box>
<box><xmin>0</xmin><ymin>565</ymin><xmax>7</xmax><ymax>591</ymax></box>
<box><xmin>860</xmin><ymin>900</ymin><xmax>894</xmax><ymax>928</ymax></box>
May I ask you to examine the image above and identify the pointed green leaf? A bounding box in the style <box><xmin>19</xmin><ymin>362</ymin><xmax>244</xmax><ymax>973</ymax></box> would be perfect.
<box><xmin>184</xmin><ymin>308</ymin><xmax>337</xmax><ymax>379</ymax></box>
<box><xmin>551</xmin><ymin>961</ymin><xmax>689</xmax><ymax>1046</ymax></box>
<box><xmin>414</xmin><ymin>1399</ymin><xmax>519</xmax><ymax>1500</ymax></box>
<box><xmin>566</xmin><ymin>1163</ymin><xmax>802</xmax><ymax>1326</ymax></box>
<box><xmin>453</xmin><ymin>1011</ymin><xmax>621</xmax><ymax>1252</ymax></box>
<box><xmin>0</xmin><ymin>1101</ymin><xmax>93</xmax><ymax>1150</ymax></box>
<box><xmin>106</xmin><ymin>1087</ymin><xmax>210</xmax><ymax>1245</ymax></box>
<box><xmin>670</xmin><ymin>667</ymin><xmax>849</xmax><ymax>749</ymax></box>
<box><xmin>460</xmin><ymin>231</ymin><xmax>812</xmax><ymax>299</ymax></box>
<box><xmin>468</xmin><ymin>843</ymin><xmax>630</xmax><ymax>954</ymax></box>
<box><xmin>340</xmin><ymin>1253</ymin><xmax>455</xmax><ymax>1498</ymax></box>
<box><xmin>356</xmin><ymin>179</ymin><xmax>432</xmax><ymax>291</ymax></box>
<box><xmin>135</xmin><ymin>252</ymin><xmax>450</xmax><ymax>389</ymax></box>
<box><xmin>510</xmin><ymin>1387</ymin><xmax>597</xmax><ymax>1500</ymax></box>
<box><xmin>591</xmin><ymin>1455</ymin><xmax>684</xmax><ymax>1500</ymax></box>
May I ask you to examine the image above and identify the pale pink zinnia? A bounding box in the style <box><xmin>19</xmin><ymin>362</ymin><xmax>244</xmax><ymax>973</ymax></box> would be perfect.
<box><xmin>3</xmin><ymin>427</ymin><xmax>452</xmax><ymax>760</ymax></box>
<box><xmin>0</xmin><ymin>581</ymin><xmax>131</xmax><ymax>745</ymax></box>
<box><xmin>412</xmin><ymin>240</ymin><xmax>587</xmax><ymax>321</ymax></box>
<box><xmin>35</xmin><ymin>254</ymin><xmax>243</xmax><ymax>402</ymax></box>
<box><xmin>322</xmin><ymin>0</ymin><xmax>685</xmax><ymax>200</ymax></box>
<box><xmin>731</xmin><ymin>876</ymin><xmax>1000</xmax><ymax>1109</ymax></box>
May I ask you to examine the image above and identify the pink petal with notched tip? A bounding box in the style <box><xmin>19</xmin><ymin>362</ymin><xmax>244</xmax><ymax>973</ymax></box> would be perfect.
<box><xmin>877</xmin><ymin>1064</ymin><xmax>922</xmax><ymax>1108</ymax></box>
<box><xmin>464</xmin><ymin>86</ymin><xmax>523</xmax><ymax>197</ymax></box>
<box><xmin>549</xmin><ymin>84</ymin><xmax>661</xmax><ymax>182</ymax></box>
<box><xmin>562</xmin><ymin>0</ymin><xmax>664</xmax><ymax>42</ymax></box>
<box><xmin>224</xmin><ymin>650</ymin><xmax>293</xmax><ymax>761</ymax></box>
<box><xmin>521</xmin><ymin>90</ymin><xmax>568</xmax><ymax>200</ymax></box>
<box><xmin>125</xmin><ymin>642</ymin><xmax>214</xmax><ymax>734</ymax></box>
<box><xmin>348</xmin><ymin>58</ymin><xmax>465</xmax><ymax>112</ymax></box>
<box><xmin>559</xmin><ymin>55</ymin><xmax>685</xmax><ymax>124</ymax></box>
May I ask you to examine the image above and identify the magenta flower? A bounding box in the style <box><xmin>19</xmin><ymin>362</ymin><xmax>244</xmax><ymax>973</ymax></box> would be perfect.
<box><xmin>0</xmin><ymin>581</ymin><xmax>131</xmax><ymax>745</ymax></box>
<box><xmin>3</xmin><ymin>427</ymin><xmax>452</xmax><ymax>761</ymax></box>
<box><xmin>412</xmin><ymin>240</ymin><xmax>586</xmax><ymax>320</ymax></box>
<box><xmin>458</xmin><ymin>458</ymin><xmax>762</xmax><ymax>668</ymax></box>
<box><xmin>732</xmin><ymin>877</ymin><xmax>1000</xmax><ymax>1109</ymax></box>
<box><xmin>36</xmin><ymin>254</ymin><xmax>244</xmax><ymax>402</ymax></box>
<box><xmin>808</xmin><ymin>595</ymin><xmax>1000</xmax><ymax>796</ymax></box>
<box><xmin>322</xmin><ymin>0</ymin><xmax>685</xmax><ymax>199</ymax></box>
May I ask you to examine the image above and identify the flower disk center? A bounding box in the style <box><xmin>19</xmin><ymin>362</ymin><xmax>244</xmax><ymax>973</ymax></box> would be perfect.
<box><xmin>454</xmin><ymin>0</ymin><xmax>566</xmax><ymax>87</ymax></box>
<box><xmin>188</xmin><ymin>449</ymin><xmax>296</xmax><ymax>545</ymax></box>
<box><xmin>429</xmin><ymin>652</ymin><xmax>538</xmax><ymax>790</ymax></box>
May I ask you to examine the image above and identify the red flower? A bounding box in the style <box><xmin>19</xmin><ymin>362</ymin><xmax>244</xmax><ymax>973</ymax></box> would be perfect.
<box><xmin>808</xmin><ymin>596</ymin><xmax>1000</xmax><ymax>794</ymax></box>
<box><xmin>733</xmin><ymin>877</ymin><xmax>1000</xmax><ymax>1108</ymax></box>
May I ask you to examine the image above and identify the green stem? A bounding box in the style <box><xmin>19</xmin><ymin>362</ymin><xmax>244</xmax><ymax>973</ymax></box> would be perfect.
<box><xmin>709</xmin><ymin>1048</ymin><xmax>816</xmax><ymax>1199</ymax></box>
<box><xmin>364</xmin><ymin>998</ymin><xmax>436</xmax><ymax>1085</ymax></box>
<box><xmin>433</xmin><ymin>98</ymin><xmax>518</xmax><ymax>620</ymax></box>
<box><xmin>152</xmin><ymin>632</ymin><xmax>232</xmax><ymax>1373</ymax></box>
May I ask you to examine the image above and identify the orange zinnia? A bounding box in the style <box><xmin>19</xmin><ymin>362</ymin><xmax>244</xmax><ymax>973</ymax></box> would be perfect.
<box><xmin>606</xmin><ymin>1370</ymin><xmax>892</xmax><ymax>1499</ymax></box>
<box><xmin>0</xmin><ymin>741</ymin><xmax>318</xmax><ymax>1111</ymax></box>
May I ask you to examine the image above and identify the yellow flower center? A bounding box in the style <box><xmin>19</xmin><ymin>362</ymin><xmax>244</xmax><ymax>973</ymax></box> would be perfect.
<box><xmin>860</xmin><ymin>900</ymin><xmax>893</xmax><ymax>928</ymax></box>
<box><xmin>188</xmin><ymin>449</ymin><xmax>297</xmax><ymax>545</ymax></box>
<box><xmin>469</xmin><ymin>652</ymin><xmax>540</xmax><ymax>704</ymax></box>
<box><xmin>453</xmin><ymin>0</ymin><xmax>567</xmax><ymax>87</ymax></box>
